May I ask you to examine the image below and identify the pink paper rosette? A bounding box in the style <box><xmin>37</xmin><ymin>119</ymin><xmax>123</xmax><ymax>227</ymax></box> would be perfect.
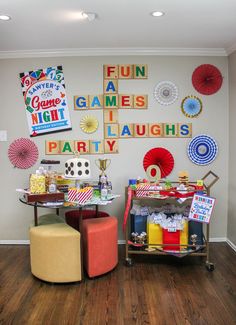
<box><xmin>8</xmin><ymin>138</ymin><xmax>39</xmax><ymax>169</ymax></box>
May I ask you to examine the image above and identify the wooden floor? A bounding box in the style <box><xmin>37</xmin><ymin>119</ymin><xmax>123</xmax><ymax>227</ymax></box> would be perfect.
<box><xmin>0</xmin><ymin>243</ymin><xmax>235</xmax><ymax>325</ymax></box>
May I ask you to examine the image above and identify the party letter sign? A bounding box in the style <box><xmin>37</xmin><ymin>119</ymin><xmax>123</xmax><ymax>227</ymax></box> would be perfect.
<box><xmin>20</xmin><ymin>66</ymin><xmax>72</xmax><ymax>137</ymax></box>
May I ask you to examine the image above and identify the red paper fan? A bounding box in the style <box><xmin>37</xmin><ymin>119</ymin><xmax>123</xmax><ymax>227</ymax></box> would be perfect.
<box><xmin>192</xmin><ymin>64</ymin><xmax>223</xmax><ymax>95</ymax></box>
<box><xmin>143</xmin><ymin>147</ymin><xmax>174</xmax><ymax>178</ymax></box>
<box><xmin>8</xmin><ymin>138</ymin><xmax>39</xmax><ymax>169</ymax></box>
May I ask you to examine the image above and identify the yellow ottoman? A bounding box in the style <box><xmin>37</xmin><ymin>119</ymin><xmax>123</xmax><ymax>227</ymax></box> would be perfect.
<box><xmin>30</xmin><ymin>223</ymin><xmax>81</xmax><ymax>283</ymax></box>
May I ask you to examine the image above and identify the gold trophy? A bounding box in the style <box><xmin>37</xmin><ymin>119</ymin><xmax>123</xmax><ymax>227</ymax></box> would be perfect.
<box><xmin>95</xmin><ymin>158</ymin><xmax>111</xmax><ymax>176</ymax></box>
<box><xmin>95</xmin><ymin>159</ymin><xmax>111</xmax><ymax>197</ymax></box>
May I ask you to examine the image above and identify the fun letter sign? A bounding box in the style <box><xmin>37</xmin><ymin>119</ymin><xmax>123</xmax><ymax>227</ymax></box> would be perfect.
<box><xmin>20</xmin><ymin>66</ymin><xmax>72</xmax><ymax>137</ymax></box>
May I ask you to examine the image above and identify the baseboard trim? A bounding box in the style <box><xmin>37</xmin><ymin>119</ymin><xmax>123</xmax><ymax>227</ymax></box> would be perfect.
<box><xmin>1</xmin><ymin>239</ymin><xmax>125</xmax><ymax>245</ymax></box>
<box><xmin>0</xmin><ymin>238</ymin><xmax>234</xmax><ymax>248</ymax></box>
<box><xmin>226</xmin><ymin>239</ymin><xmax>236</xmax><ymax>252</ymax></box>
<box><xmin>209</xmin><ymin>237</ymin><xmax>227</xmax><ymax>242</ymax></box>
<box><xmin>0</xmin><ymin>240</ymin><xmax>30</xmax><ymax>245</ymax></box>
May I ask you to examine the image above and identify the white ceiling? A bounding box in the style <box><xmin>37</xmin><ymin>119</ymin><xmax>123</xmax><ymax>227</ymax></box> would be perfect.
<box><xmin>1</xmin><ymin>0</ymin><xmax>236</xmax><ymax>58</ymax></box>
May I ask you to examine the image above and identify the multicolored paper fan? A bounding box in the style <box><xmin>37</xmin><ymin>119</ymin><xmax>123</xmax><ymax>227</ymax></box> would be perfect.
<box><xmin>181</xmin><ymin>95</ymin><xmax>203</xmax><ymax>118</ymax></box>
<box><xmin>192</xmin><ymin>64</ymin><xmax>223</xmax><ymax>95</ymax></box>
<box><xmin>8</xmin><ymin>138</ymin><xmax>39</xmax><ymax>169</ymax></box>
<box><xmin>154</xmin><ymin>81</ymin><xmax>178</xmax><ymax>105</ymax></box>
<box><xmin>187</xmin><ymin>135</ymin><xmax>218</xmax><ymax>165</ymax></box>
<box><xmin>143</xmin><ymin>147</ymin><xmax>174</xmax><ymax>178</ymax></box>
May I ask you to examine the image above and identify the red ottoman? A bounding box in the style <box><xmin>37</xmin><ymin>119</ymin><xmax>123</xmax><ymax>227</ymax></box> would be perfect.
<box><xmin>82</xmin><ymin>217</ymin><xmax>118</xmax><ymax>278</ymax></box>
<box><xmin>65</xmin><ymin>210</ymin><xmax>110</xmax><ymax>231</ymax></box>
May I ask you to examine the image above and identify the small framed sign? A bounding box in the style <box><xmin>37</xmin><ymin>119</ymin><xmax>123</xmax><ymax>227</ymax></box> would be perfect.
<box><xmin>188</xmin><ymin>194</ymin><xmax>216</xmax><ymax>224</ymax></box>
<box><xmin>188</xmin><ymin>194</ymin><xmax>215</xmax><ymax>223</ymax></box>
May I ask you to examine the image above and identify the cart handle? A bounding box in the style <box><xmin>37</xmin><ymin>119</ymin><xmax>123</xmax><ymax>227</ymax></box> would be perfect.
<box><xmin>123</xmin><ymin>187</ymin><xmax>133</xmax><ymax>232</ymax></box>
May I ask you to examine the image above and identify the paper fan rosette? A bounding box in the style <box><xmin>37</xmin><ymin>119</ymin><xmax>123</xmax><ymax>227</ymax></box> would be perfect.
<box><xmin>8</xmin><ymin>138</ymin><xmax>39</xmax><ymax>169</ymax></box>
<box><xmin>143</xmin><ymin>147</ymin><xmax>174</xmax><ymax>178</ymax></box>
<box><xmin>154</xmin><ymin>81</ymin><xmax>178</xmax><ymax>105</ymax></box>
<box><xmin>192</xmin><ymin>64</ymin><xmax>223</xmax><ymax>95</ymax></box>
<box><xmin>80</xmin><ymin>115</ymin><xmax>99</xmax><ymax>134</ymax></box>
<box><xmin>181</xmin><ymin>95</ymin><xmax>202</xmax><ymax>118</ymax></box>
<box><xmin>187</xmin><ymin>135</ymin><xmax>218</xmax><ymax>165</ymax></box>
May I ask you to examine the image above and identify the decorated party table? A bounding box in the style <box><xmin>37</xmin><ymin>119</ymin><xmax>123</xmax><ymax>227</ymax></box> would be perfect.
<box><xmin>19</xmin><ymin>194</ymin><xmax>120</xmax><ymax>227</ymax></box>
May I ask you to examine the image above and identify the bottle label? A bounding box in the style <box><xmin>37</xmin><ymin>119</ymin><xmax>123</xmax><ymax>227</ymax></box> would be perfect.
<box><xmin>101</xmin><ymin>188</ymin><xmax>108</xmax><ymax>200</ymax></box>
<box><xmin>49</xmin><ymin>183</ymin><xmax>57</xmax><ymax>193</ymax></box>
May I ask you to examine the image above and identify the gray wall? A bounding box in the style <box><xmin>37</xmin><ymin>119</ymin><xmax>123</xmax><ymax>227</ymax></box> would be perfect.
<box><xmin>228</xmin><ymin>51</ymin><xmax>236</xmax><ymax>246</ymax></box>
<box><xmin>0</xmin><ymin>55</ymin><xmax>229</xmax><ymax>241</ymax></box>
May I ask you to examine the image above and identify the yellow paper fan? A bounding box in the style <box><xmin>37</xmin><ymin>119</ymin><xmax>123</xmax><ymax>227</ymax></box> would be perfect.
<box><xmin>80</xmin><ymin>115</ymin><xmax>99</xmax><ymax>134</ymax></box>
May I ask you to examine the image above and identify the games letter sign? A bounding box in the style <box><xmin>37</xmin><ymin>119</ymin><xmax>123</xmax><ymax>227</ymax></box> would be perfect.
<box><xmin>20</xmin><ymin>66</ymin><xmax>72</xmax><ymax>136</ymax></box>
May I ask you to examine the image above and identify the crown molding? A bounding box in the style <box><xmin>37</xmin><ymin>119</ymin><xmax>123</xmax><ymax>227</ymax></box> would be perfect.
<box><xmin>226</xmin><ymin>43</ymin><xmax>236</xmax><ymax>55</ymax></box>
<box><xmin>0</xmin><ymin>47</ymin><xmax>227</xmax><ymax>59</ymax></box>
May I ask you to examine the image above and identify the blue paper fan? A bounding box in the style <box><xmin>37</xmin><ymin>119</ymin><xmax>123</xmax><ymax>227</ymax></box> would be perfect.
<box><xmin>187</xmin><ymin>135</ymin><xmax>218</xmax><ymax>165</ymax></box>
<box><xmin>181</xmin><ymin>96</ymin><xmax>202</xmax><ymax>118</ymax></box>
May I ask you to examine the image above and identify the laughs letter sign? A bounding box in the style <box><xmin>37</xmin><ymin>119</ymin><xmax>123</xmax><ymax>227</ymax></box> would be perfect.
<box><xmin>20</xmin><ymin>66</ymin><xmax>72</xmax><ymax>137</ymax></box>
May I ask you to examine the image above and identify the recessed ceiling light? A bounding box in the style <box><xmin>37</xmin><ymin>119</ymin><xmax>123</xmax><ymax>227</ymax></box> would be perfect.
<box><xmin>151</xmin><ymin>11</ymin><xmax>164</xmax><ymax>17</ymax></box>
<box><xmin>82</xmin><ymin>12</ymin><xmax>97</xmax><ymax>21</ymax></box>
<box><xmin>66</xmin><ymin>11</ymin><xmax>97</xmax><ymax>22</ymax></box>
<box><xmin>77</xmin><ymin>11</ymin><xmax>96</xmax><ymax>21</ymax></box>
<box><xmin>0</xmin><ymin>14</ymin><xmax>11</xmax><ymax>21</ymax></box>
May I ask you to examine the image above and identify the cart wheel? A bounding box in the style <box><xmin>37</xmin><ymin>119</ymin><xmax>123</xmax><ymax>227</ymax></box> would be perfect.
<box><xmin>125</xmin><ymin>258</ymin><xmax>134</xmax><ymax>267</ymax></box>
<box><xmin>205</xmin><ymin>262</ymin><xmax>215</xmax><ymax>271</ymax></box>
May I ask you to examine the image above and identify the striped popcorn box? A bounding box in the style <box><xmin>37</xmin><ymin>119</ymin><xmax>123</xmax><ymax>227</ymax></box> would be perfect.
<box><xmin>77</xmin><ymin>187</ymin><xmax>93</xmax><ymax>204</ymax></box>
<box><xmin>136</xmin><ymin>184</ymin><xmax>151</xmax><ymax>197</ymax></box>
<box><xmin>68</xmin><ymin>188</ymin><xmax>78</xmax><ymax>202</ymax></box>
<box><xmin>136</xmin><ymin>184</ymin><xmax>160</xmax><ymax>197</ymax></box>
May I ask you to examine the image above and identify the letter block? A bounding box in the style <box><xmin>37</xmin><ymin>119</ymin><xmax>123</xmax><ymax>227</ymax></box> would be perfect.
<box><xmin>134</xmin><ymin>124</ymin><xmax>148</xmax><ymax>137</ymax></box>
<box><xmin>103</xmin><ymin>109</ymin><xmax>119</xmax><ymax>124</ymax></box>
<box><xmin>148</xmin><ymin>124</ymin><xmax>163</xmax><ymax>137</ymax></box>
<box><xmin>60</xmin><ymin>141</ymin><xmax>75</xmax><ymax>154</ymax></box>
<box><xmin>89</xmin><ymin>95</ymin><xmax>103</xmax><ymax>109</ymax></box>
<box><xmin>103</xmin><ymin>80</ymin><xmax>118</xmax><ymax>94</ymax></box>
<box><xmin>74</xmin><ymin>95</ymin><xmax>89</xmax><ymax>110</ymax></box>
<box><xmin>104</xmin><ymin>139</ymin><xmax>119</xmax><ymax>153</ymax></box>
<box><xmin>118</xmin><ymin>64</ymin><xmax>133</xmax><ymax>79</ymax></box>
<box><xmin>119</xmin><ymin>95</ymin><xmax>133</xmax><ymax>109</ymax></box>
<box><xmin>119</xmin><ymin>124</ymin><xmax>134</xmax><ymax>138</ymax></box>
<box><xmin>104</xmin><ymin>94</ymin><xmax>118</xmax><ymax>109</ymax></box>
<box><xmin>89</xmin><ymin>140</ymin><xmax>104</xmax><ymax>154</ymax></box>
<box><xmin>104</xmin><ymin>124</ymin><xmax>119</xmax><ymax>138</ymax></box>
<box><xmin>133</xmin><ymin>95</ymin><xmax>148</xmax><ymax>109</ymax></box>
<box><xmin>133</xmin><ymin>64</ymin><xmax>148</xmax><ymax>79</ymax></box>
<box><xmin>178</xmin><ymin>123</ymin><xmax>192</xmax><ymax>137</ymax></box>
<box><xmin>74</xmin><ymin>140</ymin><xmax>90</xmax><ymax>154</ymax></box>
<box><xmin>164</xmin><ymin>123</ymin><xmax>178</xmax><ymax>137</ymax></box>
<box><xmin>45</xmin><ymin>141</ymin><xmax>61</xmax><ymax>155</ymax></box>
<box><xmin>103</xmin><ymin>65</ymin><xmax>119</xmax><ymax>79</ymax></box>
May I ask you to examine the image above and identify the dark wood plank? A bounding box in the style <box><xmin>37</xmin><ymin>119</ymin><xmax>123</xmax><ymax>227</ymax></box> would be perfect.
<box><xmin>0</xmin><ymin>243</ymin><xmax>235</xmax><ymax>325</ymax></box>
